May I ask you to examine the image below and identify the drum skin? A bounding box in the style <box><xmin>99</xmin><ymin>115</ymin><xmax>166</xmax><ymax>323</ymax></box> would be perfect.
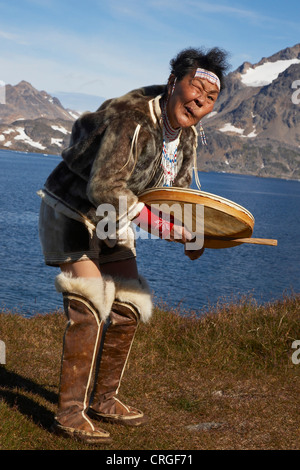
<box><xmin>138</xmin><ymin>187</ymin><xmax>255</xmax><ymax>249</ymax></box>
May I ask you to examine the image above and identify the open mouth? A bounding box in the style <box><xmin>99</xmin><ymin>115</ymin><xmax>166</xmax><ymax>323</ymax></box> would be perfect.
<box><xmin>184</xmin><ymin>106</ymin><xmax>195</xmax><ymax>117</ymax></box>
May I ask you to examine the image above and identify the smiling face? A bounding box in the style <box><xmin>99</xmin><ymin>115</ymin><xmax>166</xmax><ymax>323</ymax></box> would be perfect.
<box><xmin>166</xmin><ymin>69</ymin><xmax>220</xmax><ymax>129</ymax></box>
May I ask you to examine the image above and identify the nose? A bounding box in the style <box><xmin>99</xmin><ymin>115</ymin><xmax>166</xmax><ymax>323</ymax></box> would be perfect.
<box><xmin>194</xmin><ymin>88</ymin><xmax>205</xmax><ymax>106</ymax></box>
<box><xmin>195</xmin><ymin>95</ymin><xmax>205</xmax><ymax>107</ymax></box>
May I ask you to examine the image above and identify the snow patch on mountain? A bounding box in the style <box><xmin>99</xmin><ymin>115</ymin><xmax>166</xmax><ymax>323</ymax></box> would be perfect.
<box><xmin>51</xmin><ymin>137</ymin><xmax>63</xmax><ymax>147</ymax></box>
<box><xmin>219</xmin><ymin>122</ymin><xmax>257</xmax><ymax>138</ymax></box>
<box><xmin>219</xmin><ymin>123</ymin><xmax>244</xmax><ymax>134</ymax></box>
<box><xmin>241</xmin><ymin>59</ymin><xmax>300</xmax><ymax>87</ymax></box>
<box><xmin>14</xmin><ymin>127</ymin><xmax>46</xmax><ymax>150</ymax></box>
<box><xmin>51</xmin><ymin>125</ymin><xmax>70</xmax><ymax>135</ymax></box>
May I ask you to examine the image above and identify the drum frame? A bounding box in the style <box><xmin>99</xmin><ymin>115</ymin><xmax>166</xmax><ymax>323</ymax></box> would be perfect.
<box><xmin>138</xmin><ymin>187</ymin><xmax>257</xmax><ymax>249</ymax></box>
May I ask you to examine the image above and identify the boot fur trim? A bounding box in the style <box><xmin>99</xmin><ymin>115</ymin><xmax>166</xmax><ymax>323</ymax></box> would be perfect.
<box><xmin>55</xmin><ymin>272</ymin><xmax>115</xmax><ymax>321</ymax></box>
<box><xmin>113</xmin><ymin>275</ymin><xmax>152</xmax><ymax>323</ymax></box>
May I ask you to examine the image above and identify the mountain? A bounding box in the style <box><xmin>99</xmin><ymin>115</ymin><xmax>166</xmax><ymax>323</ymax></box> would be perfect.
<box><xmin>0</xmin><ymin>81</ymin><xmax>78</xmax><ymax>123</ymax></box>
<box><xmin>0</xmin><ymin>81</ymin><xmax>83</xmax><ymax>155</ymax></box>
<box><xmin>198</xmin><ymin>44</ymin><xmax>300</xmax><ymax>179</ymax></box>
<box><xmin>0</xmin><ymin>82</ymin><xmax>106</xmax><ymax>155</ymax></box>
<box><xmin>1</xmin><ymin>45</ymin><xmax>300</xmax><ymax>180</ymax></box>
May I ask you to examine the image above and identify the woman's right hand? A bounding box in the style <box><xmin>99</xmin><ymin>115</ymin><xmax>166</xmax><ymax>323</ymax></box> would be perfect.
<box><xmin>169</xmin><ymin>225</ymin><xmax>205</xmax><ymax>259</ymax></box>
<box><xmin>169</xmin><ymin>224</ymin><xmax>192</xmax><ymax>244</ymax></box>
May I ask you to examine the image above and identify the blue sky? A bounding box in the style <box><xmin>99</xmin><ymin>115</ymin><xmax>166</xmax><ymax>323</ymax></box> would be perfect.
<box><xmin>0</xmin><ymin>0</ymin><xmax>299</xmax><ymax>105</ymax></box>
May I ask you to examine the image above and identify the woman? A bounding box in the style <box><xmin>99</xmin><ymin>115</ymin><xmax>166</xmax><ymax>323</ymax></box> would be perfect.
<box><xmin>38</xmin><ymin>47</ymin><xmax>228</xmax><ymax>444</ymax></box>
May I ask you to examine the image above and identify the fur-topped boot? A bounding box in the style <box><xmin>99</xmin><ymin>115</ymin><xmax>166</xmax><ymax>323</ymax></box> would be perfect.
<box><xmin>52</xmin><ymin>272</ymin><xmax>115</xmax><ymax>444</ymax></box>
<box><xmin>88</xmin><ymin>276</ymin><xmax>152</xmax><ymax>426</ymax></box>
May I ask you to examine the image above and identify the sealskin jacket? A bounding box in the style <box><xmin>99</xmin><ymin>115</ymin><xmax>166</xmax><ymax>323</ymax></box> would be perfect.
<box><xmin>39</xmin><ymin>85</ymin><xmax>199</xmax><ymax>234</ymax></box>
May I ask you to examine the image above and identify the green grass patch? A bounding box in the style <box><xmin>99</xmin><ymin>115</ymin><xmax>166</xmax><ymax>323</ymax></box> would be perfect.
<box><xmin>0</xmin><ymin>295</ymin><xmax>299</xmax><ymax>450</ymax></box>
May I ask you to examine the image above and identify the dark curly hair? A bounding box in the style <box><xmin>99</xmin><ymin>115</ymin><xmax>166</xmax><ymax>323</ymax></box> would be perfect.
<box><xmin>169</xmin><ymin>47</ymin><xmax>230</xmax><ymax>89</ymax></box>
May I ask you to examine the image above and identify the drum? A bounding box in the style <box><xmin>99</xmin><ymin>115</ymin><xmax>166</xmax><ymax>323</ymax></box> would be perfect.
<box><xmin>138</xmin><ymin>187</ymin><xmax>277</xmax><ymax>249</ymax></box>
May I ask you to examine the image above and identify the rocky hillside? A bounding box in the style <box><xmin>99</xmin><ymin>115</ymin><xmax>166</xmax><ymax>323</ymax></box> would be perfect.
<box><xmin>0</xmin><ymin>81</ymin><xmax>79</xmax><ymax>155</ymax></box>
<box><xmin>198</xmin><ymin>44</ymin><xmax>300</xmax><ymax>179</ymax></box>
<box><xmin>1</xmin><ymin>44</ymin><xmax>300</xmax><ymax>179</ymax></box>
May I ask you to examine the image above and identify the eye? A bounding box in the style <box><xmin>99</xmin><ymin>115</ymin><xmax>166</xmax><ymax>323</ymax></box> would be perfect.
<box><xmin>192</xmin><ymin>80</ymin><xmax>203</xmax><ymax>92</ymax></box>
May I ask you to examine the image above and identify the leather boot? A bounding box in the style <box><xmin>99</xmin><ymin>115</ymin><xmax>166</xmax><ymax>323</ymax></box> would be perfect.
<box><xmin>52</xmin><ymin>272</ymin><xmax>115</xmax><ymax>444</ymax></box>
<box><xmin>88</xmin><ymin>276</ymin><xmax>152</xmax><ymax>427</ymax></box>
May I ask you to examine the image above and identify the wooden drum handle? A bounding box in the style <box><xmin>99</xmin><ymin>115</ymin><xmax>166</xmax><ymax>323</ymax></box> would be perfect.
<box><xmin>209</xmin><ymin>237</ymin><xmax>278</xmax><ymax>246</ymax></box>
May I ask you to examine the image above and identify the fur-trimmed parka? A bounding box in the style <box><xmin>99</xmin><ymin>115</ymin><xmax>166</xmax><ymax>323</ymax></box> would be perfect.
<box><xmin>40</xmin><ymin>85</ymin><xmax>198</xmax><ymax>233</ymax></box>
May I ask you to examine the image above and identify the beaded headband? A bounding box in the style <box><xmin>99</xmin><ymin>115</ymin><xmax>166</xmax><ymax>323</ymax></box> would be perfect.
<box><xmin>194</xmin><ymin>68</ymin><xmax>221</xmax><ymax>91</ymax></box>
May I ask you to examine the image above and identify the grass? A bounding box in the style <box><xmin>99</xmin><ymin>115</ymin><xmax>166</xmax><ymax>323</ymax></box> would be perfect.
<box><xmin>0</xmin><ymin>294</ymin><xmax>299</xmax><ymax>450</ymax></box>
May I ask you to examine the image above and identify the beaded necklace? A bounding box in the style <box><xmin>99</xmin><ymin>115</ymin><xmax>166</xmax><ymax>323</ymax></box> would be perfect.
<box><xmin>161</xmin><ymin>98</ymin><xmax>181</xmax><ymax>187</ymax></box>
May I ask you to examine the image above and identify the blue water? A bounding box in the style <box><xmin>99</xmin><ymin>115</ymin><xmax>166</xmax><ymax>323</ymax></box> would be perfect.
<box><xmin>0</xmin><ymin>149</ymin><xmax>299</xmax><ymax>317</ymax></box>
